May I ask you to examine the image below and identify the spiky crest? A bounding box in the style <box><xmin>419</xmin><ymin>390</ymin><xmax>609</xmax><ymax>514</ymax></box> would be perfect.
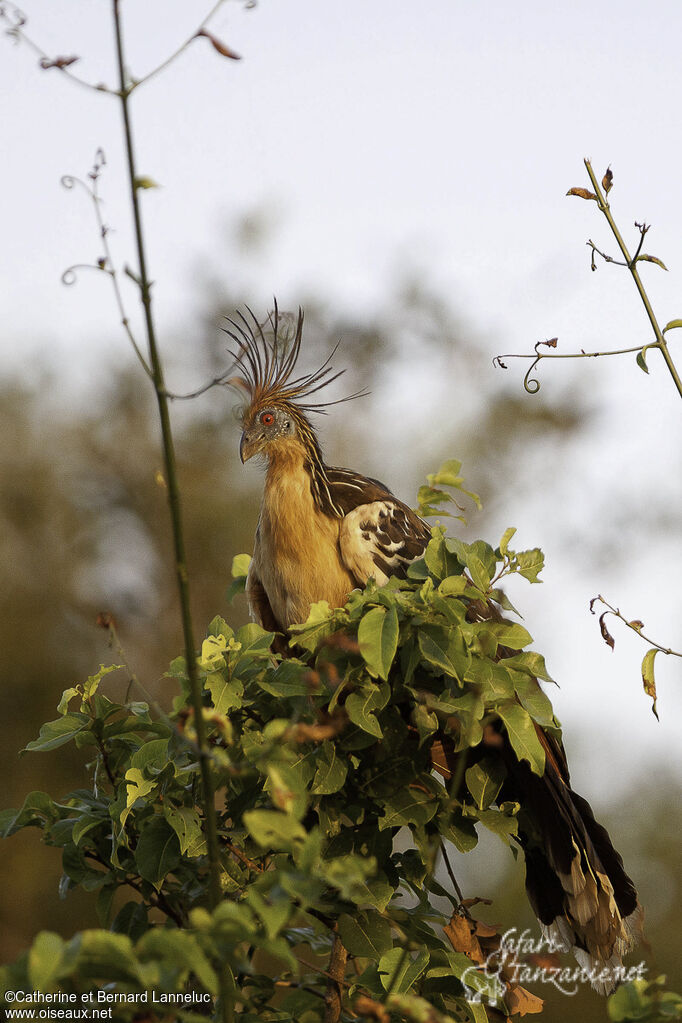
<box><xmin>225</xmin><ymin>303</ymin><xmax>367</xmax><ymax>518</ymax></box>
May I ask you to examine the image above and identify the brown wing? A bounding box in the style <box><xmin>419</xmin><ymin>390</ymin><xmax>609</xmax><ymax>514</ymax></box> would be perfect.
<box><xmin>327</xmin><ymin>467</ymin><xmax>431</xmax><ymax>586</ymax></box>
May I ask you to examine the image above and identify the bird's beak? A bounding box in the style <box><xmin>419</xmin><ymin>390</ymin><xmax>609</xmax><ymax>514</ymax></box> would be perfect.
<box><xmin>240</xmin><ymin>430</ymin><xmax>259</xmax><ymax>463</ymax></box>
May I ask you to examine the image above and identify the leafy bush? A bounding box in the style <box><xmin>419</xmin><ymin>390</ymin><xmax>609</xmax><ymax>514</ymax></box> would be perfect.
<box><xmin>0</xmin><ymin>467</ymin><xmax>571</xmax><ymax>1022</ymax></box>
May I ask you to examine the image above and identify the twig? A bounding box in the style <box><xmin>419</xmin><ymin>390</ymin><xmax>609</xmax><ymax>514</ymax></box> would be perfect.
<box><xmin>590</xmin><ymin>595</ymin><xmax>682</xmax><ymax>659</ymax></box>
<box><xmin>441</xmin><ymin>843</ymin><xmax>465</xmax><ymax>904</ymax></box>
<box><xmin>583</xmin><ymin>158</ymin><xmax>682</xmax><ymax>399</ymax></box>
<box><xmin>61</xmin><ymin>150</ymin><xmax>153</xmax><ymax>379</ymax></box>
<box><xmin>111</xmin><ymin>4</ymin><xmax>234</xmax><ymax>1020</ymax></box>
<box><xmin>130</xmin><ymin>0</ymin><xmax>228</xmax><ymax>92</ymax></box>
<box><xmin>0</xmin><ymin>2</ymin><xmax>113</xmax><ymax>93</ymax></box>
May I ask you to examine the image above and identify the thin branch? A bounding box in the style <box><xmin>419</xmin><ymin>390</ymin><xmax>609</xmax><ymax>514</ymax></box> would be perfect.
<box><xmin>0</xmin><ymin>3</ymin><xmax>113</xmax><ymax>93</ymax></box>
<box><xmin>111</xmin><ymin>4</ymin><xmax>235</xmax><ymax>1019</ymax></box>
<box><xmin>493</xmin><ymin>341</ymin><xmax>656</xmax><ymax>395</ymax></box>
<box><xmin>590</xmin><ymin>595</ymin><xmax>682</xmax><ymax>659</ymax></box>
<box><xmin>441</xmin><ymin>843</ymin><xmax>465</xmax><ymax>904</ymax></box>
<box><xmin>583</xmin><ymin>158</ymin><xmax>682</xmax><ymax>399</ymax></box>
<box><xmin>130</xmin><ymin>0</ymin><xmax>228</xmax><ymax>92</ymax></box>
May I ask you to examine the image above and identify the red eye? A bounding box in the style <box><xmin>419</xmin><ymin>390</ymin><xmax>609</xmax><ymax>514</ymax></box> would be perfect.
<box><xmin>260</xmin><ymin>412</ymin><xmax>274</xmax><ymax>426</ymax></box>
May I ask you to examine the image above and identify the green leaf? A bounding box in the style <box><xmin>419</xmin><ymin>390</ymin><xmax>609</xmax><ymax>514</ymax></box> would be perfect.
<box><xmin>346</xmin><ymin>682</ymin><xmax>390</xmax><ymax>738</ymax></box>
<box><xmin>243</xmin><ymin>810</ymin><xmax>306</xmax><ymax>850</ymax></box>
<box><xmin>57</xmin><ymin>687</ymin><xmax>81</xmax><ymax>715</ymax></box>
<box><xmin>0</xmin><ymin>791</ymin><xmax>60</xmax><ymax>837</ymax></box>
<box><xmin>515</xmin><ymin>547</ymin><xmax>545</xmax><ymax>583</ymax></box>
<box><xmin>164</xmin><ymin>806</ymin><xmax>207</xmax><ymax>857</ymax></box>
<box><xmin>483</xmin><ymin>621</ymin><xmax>533</xmax><ymax>651</ymax></box>
<box><xmin>499</xmin><ymin>527</ymin><xmax>516</xmax><ymax>556</ymax></box>
<box><xmin>28</xmin><ymin>931</ymin><xmax>66</xmax><ymax>990</ymax></box>
<box><xmin>337</xmin><ymin>911</ymin><xmax>393</xmax><ymax>960</ymax></box>
<box><xmin>636</xmin><ymin>349</ymin><xmax>649</xmax><ymax>375</ymax></box>
<box><xmin>358</xmin><ymin>606</ymin><xmax>399</xmax><ymax>680</ymax></box>
<box><xmin>478</xmin><ymin>806</ymin><xmax>519</xmax><ymax>841</ymax></box>
<box><xmin>134</xmin><ymin>817</ymin><xmax>182</xmax><ymax>889</ymax></box>
<box><xmin>418</xmin><ymin>628</ymin><xmax>468</xmax><ymax>683</ymax></box>
<box><xmin>311</xmin><ymin>741</ymin><xmax>348</xmax><ymax>795</ymax></box>
<box><xmin>82</xmin><ymin>663</ymin><xmax>121</xmax><ymax>700</ymax></box>
<box><xmin>503</xmin><ymin>651</ymin><xmax>555</xmax><ymax>684</ymax></box>
<box><xmin>207</xmin><ymin>672</ymin><xmax>244</xmax><ymax>714</ymax></box>
<box><xmin>379</xmin><ymin>948</ymin><xmax>430</xmax><ymax>993</ymax></box>
<box><xmin>289</xmin><ymin>600</ymin><xmax>339</xmax><ymax>652</ymax></box>
<box><xmin>465</xmin><ymin>758</ymin><xmax>506</xmax><ymax>810</ymax></box>
<box><xmin>129</xmin><ymin>737</ymin><xmax>170</xmax><ymax>772</ymax></box>
<box><xmin>663</xmin><ymin>319</ymin><xmax>682</xmax><ymax>333</ymax></box>
<box><xmin>258</xmin><ymin>659</ymin><xmax>311</xmax><ymax>698</ymax></box>
<box><xmin>513</xmin><ymin>674</ymin><xmax>555</xmax><ymax>727</ymax></box>
<box><xmin>74</xmin><ymin>930</ymin><xmax>140</xmax><ymax>980</ymax></box>
<box><xmin>24</xmin><ymin>714</ymin><xmax>90</xmax><ymax>753</ymax></box>
<box><xmin>136</xmin><ymin>929</ymin><xmax>218</xmax><ymax>993</ymax></box>
<box><xmin>641</xmin><ymin>648</ymin><xmax>660</xmax><ymax>720</ymax></box>
<box><xmin>378</xmin><ymin>787</ymin><xmax>438</xmax><ymax>831</ymax></box>
<box><xmin>496</xmin><ymin>702</ymin><xmax>545</xmax><ymax>775</ymax></box>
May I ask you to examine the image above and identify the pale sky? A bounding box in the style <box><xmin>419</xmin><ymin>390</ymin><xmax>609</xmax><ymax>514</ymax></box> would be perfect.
<box><xmin>2</xmin><ymin>0</ymin><xmax>681</xmax><ymax>797</ymax></box>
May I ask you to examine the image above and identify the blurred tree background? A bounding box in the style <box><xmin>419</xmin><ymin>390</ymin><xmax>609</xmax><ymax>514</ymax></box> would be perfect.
<box><xmin>1</xmin><ymin>219</ymin><xmax>680</xmax><ymax>1022</ymax></box>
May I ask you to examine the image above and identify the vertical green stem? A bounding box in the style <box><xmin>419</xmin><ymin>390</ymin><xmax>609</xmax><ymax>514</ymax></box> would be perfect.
<box><xmin>584</xmin><ymin>159</ymin><xmax>682</xmax><ymax>399</ymax></box>
<box><xmin>111</xmin><ymin>3</ymin><xmax>234</xmax><ymax>1019</ymax></box>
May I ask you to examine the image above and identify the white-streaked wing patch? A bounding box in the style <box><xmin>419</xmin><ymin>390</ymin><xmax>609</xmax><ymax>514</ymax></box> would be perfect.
<box><xmin>339</xmin><ymin>500</ymin><xmax>430</xmax><ymax>586</ymax></box>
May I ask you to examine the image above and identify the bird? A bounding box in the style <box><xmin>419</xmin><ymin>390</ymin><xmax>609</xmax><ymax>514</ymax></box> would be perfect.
<box><xmin>228</xmin><ymin>304</ymin><xmax>643</xmax><ymax>992</ymax></box>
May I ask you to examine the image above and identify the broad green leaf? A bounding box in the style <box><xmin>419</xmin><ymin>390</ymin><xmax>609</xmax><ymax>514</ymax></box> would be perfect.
<box><xmin>73</xmin><ymin>930</ymin><xmax>139</xmax><ymax>980</ymax></box>
<box><xmin>289</xmin><ymin>601</ymin><xmax>339</xmax><ymax>652</ymax></box>
<box><xmin>483</xmin><ymin>621</ymin><xmax>533</xmax><ymax>651</ymax></box>
<box><xmin>663</xmin><ymin>318</ymin><xmax>682</xmax><ymax>333</ymax></box>
<box><xmin>503</xmin><ymin>651</ymin><xmax>555</xmax><ymax>684</ymax></box>
<box><xmin>636</xmin><ymin>349</ymin><xmax>649</xmax><ymax>375</ymax></box>
<box><xmin>111</xmin><ymin>902</ymin><xmax>149</xmax><ymax>942</ymax></box>
<box><xmin>311</xmin><ymin>741</ymin><xmax>348</xmax><ymax>795</ymax></box>
<box><xmin>513</xmin><ymin>674</ymin><xmax>555</xmax><ymax>727</ymax></box>
<box><xmin>497</xmin><ymin>702</ymin><xmax>545</xmax><ymax>775</ymax></box>
<box><xmin>207</xmin><ymin>672</ymin><xmax>244</xmax><ymax>714</ymax></box>
<box><xmin>164</xmin><ymin>806</ymin><xmax>207</xmax><ymax>857</ymax></box>
<box><xmin>465</xmin><ymin>759</ymin><xmax>505</xmax><ymax>810</ymax></box>
<box><xmin>438</xmin><ymin>575</ymin><xmax>468</xmax><ymax>597</ymax></box>
<box><xmin>378</xmin><ymin>787</ymin><xmax>438</xmax><ymax>831</ymax></box>
<box><xmin>134</xmin><ymin>817</ymin><xmax>181</xmax><ymax>889</ymax></box>
<box><xmin>478</xmin><ymin>806</ymin><xmax>519</xmax><ymax>841</ymax></box>
<box><xmin>243</xmin><ymin>810</ymin><xmax>306</xmax><ymax>850</ymax></box>
<box><xmin>258</xmin><ymin>659</ymin><xmax>311</xmax><ymax>698</ymax></box>
<box><xmin>418</xmin><ymin>628</ymin><xmax>468</xmax><ymax>683</ymax></box>
<box><xmin>439</xmin><ymin>811</ymin><xmax>478</xmax><ymax>852</ymax></box>
<box><xmin>358</xmin><ymin>605</ymin><xmax>399</xmax><ymax>680</ymax></box>
<box><xmin>24</xmin><ymin>714</ymin><xmax>90</xmax><ymax>753</ymax></box>
<box><xmin>28</xmin><ymin>931</ymin><xmax>66</xmax><ymax>990</ymax></box>
<box><xmin>57</xmin><ymin>687</ymin><xmax>81</xmax><ymax>715</ymax></box>
<box><xmin>346</xmin><ymin>682</ymin><xmax>390</xmax><ymax>738</ymax></box>
<box><xmin>231</xmin><ymin>553</ymin><xmax>251</xmax><ymax>578</ymax></box>
<box><xmin>136</xmin><ymin>929</ymin><xmax>218</xmax><ymax>993</ymax></box>
<box><xmin>129</xmin><ymin>738</ymin><xmax>170</xmax><ymax>772</ymax></box>
<box><xmin>82</xmin><ymin>664</ymin><xmax>121</xmax><ymax>700</ymax></box>
<box><xmin>0</xmin><ymin>791</ymin><xmax>60</xmax><ymax>836</ymax></box>
<box><xmin>337</xmin><ymin>911</ymin><xmax>393</xmax><ymax>960</ymax></box>
<box><xmin>379</xmin><ymin>948</ymin><xmax>430</xmax><ymax>993</ymax></box>
<box><xmin>515</xmin><ymin>547</ymin><xmax>545</xmax><ymax>583</ymax></box>
<box><xmin>198</xmin><ymin>634</ymin><xmax>228</xmax><ymax>670</ymax></box>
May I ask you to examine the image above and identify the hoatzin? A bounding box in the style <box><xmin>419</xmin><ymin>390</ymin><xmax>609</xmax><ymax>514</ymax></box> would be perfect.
<box><xmin>228</xmin><ymin>306</ymin><xmax>643</xmax><ymax>991</ymax></box>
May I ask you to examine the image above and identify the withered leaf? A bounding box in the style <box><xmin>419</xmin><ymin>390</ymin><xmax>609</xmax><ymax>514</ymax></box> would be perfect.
<box><xmin>599</xmin><ymin>612</ymin><xmax>615</xmax><ymax>651</ymax></box>
<box><xmin>641</xmin><ymin>648</ymin><xmax>659</xmax><ymax>721</ymax></box>
<box><xmin>39</xmin><ymin>55</ymin><xmax>80</xmax><ymax>70</ymax></box>
<box><xmin>628</xmin><ymin>620</ymin><xmax>644</xmax><ymax>633</ymax></box>
<box><xmin>566</xmin><ymin>187</ymin><xmax>597</xmax><ymax>201</ymax></box>
<box><xmin>602</xmin><ymin>166</ymin><xmax>613</xmax><ymax>193</ymax></box>
<box><xmin>195</xmin><ymin>28</ymin><xmax>241</xmax><ymax>60</ymax></box>
<box><xmin>505</xmin><ymin>983</ymin><xmax>544</xmax><ymax>1016</ymax></box>
<box><xmin>637</xmin><ymin>253</ymin><xmax>668</xmax><ymax>271</ymax></box>
<box><xmin>542</xmin><ymin>337</ymin><xmax>558</xmax><ymax>349</ymax></box>
<box><xmin>444</xmin><ymin>912</ymin><xmax>484</xmax><ymax>963</ymax></box>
